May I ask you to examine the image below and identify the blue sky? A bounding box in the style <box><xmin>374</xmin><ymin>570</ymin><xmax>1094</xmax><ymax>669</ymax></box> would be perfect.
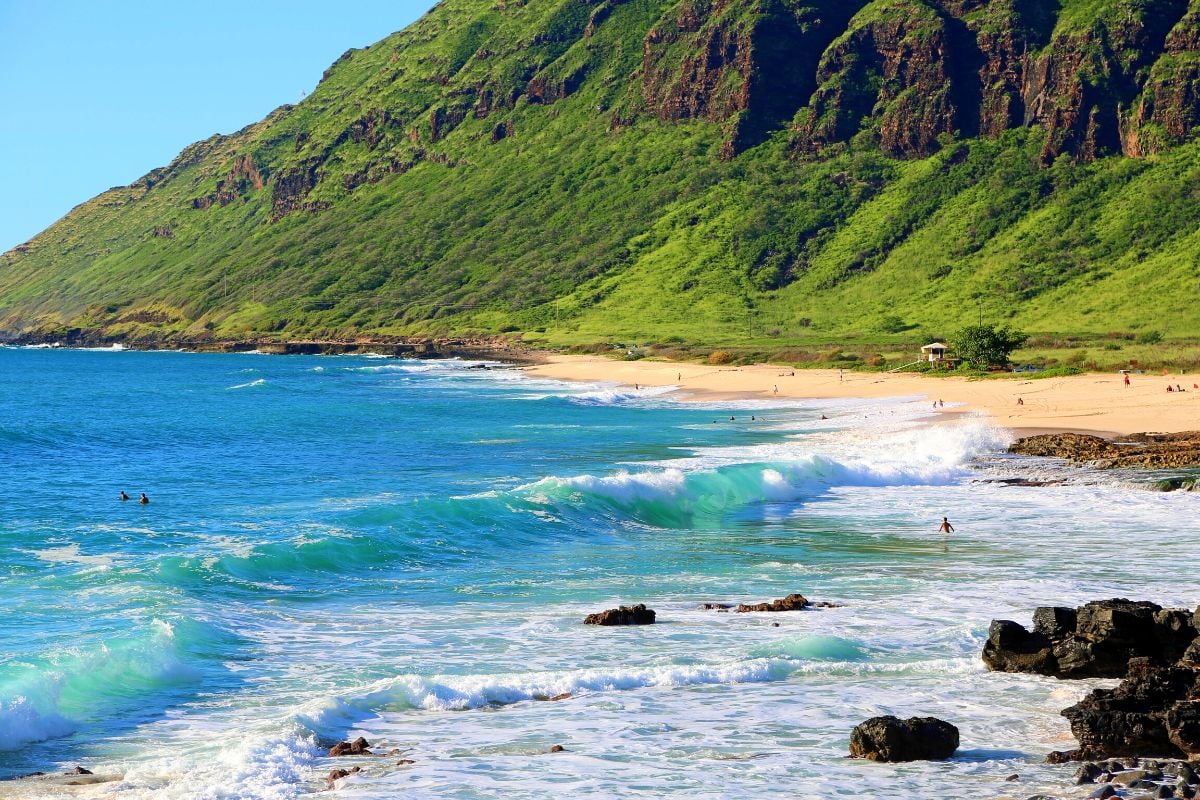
<box><xmin>0</xmin><ymin>0</ymin><xmax>433</xmax><ymax>253</ymax></box>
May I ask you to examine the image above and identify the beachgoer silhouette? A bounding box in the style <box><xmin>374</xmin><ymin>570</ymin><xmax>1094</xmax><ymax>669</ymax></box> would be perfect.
<box><xmin>820</xmin><ymin>415</ymin><xmax>827</xmax><ymax>420</ymax></box>
<box><xmin>139</xmin><ymin>493</ymin><xmax>149</xmax><ymax>505</ymax></box>
<box><xmin>729</xmin><ymin>416</ymin><xmax>735</xmax><ymax>421</ymax></box>
<box><xmin>1017</xmin><ymin>397</ymin><xmax>1024</xmax><ymax>405</ymax></box>
<box><xmin>751</xmin><ymin>416</ymin><xmax>756</xmax><ymax>421</ymax></box>
<box><xmin>1124</xmin><ymin>374</ymin><xmax>1131</xmax><ymax>386</ymax></box>
<box><xmin>773</xmin><ymin>385</ymin><xmax>778</xmax><ymax>395</ymax></box>
<box><xmin>938</xmin><ymin>517</ymin><xmax>954</xmax><ymax>534</ymax></box>
<box><xmin>1168</xmin><ymin>385</ymin><xmax>1174</xmax><ymax>392</ymax></box>
<box><xmin>1177</xmin><ymin>384</ymin><xmax>1185</xmax><ymax>392</ymax></box>
<box><xmin>938</xmin><ymin>399</ymin><xmax>944</xmax><ymax>408</ymax></box>
<box><xmin>119</xmin><ymin>491</ymin><xmax>129</xmax><ymax>501</ymax></box>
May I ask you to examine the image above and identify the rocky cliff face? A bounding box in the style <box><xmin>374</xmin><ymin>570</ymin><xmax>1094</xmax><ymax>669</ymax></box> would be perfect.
<box><xmin>640</xmin><ymin>0</ymin><xmax>861</xmax><ymax>157</ymax></box>
<box><xmin>182</xmin><ymin>0</ymin><xmax>1200</xmax><ymax>224</ymax></box>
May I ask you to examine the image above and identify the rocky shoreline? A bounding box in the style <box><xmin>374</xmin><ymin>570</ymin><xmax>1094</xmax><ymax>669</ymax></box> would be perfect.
<box><xmin>1</xmin><ymin>331</ymin><xmax>545</xmax><ymax>363</ymax></box>
<box><xmin>1010</xmin><ymin>432</ymin><xmax>1200</xmax><ymax>472</ymax></box>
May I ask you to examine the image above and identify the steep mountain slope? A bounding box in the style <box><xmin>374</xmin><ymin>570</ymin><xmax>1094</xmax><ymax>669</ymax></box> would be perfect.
<box><xmin>2</xmin><ymin>0</ymin><xmax>1199</xmax><ymax>345</ymax></box>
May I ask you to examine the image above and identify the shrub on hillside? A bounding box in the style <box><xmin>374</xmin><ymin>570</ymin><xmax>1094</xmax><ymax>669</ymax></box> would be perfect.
<box><xmin>708</xmin><ymin>350</ymin><xmax>733</xmax><ymax>365</ymax></box>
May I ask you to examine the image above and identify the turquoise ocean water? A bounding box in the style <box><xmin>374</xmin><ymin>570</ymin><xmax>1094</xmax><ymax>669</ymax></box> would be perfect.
<box><xmin>0</xmin><ymin>347</ymin><xmax>1196</xmax><ymax>799</ymax></box>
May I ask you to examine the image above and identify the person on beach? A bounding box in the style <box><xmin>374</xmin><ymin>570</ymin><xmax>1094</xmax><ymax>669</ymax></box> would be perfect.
<box><xmin>773</xmin><ymin>385</ymin><xmax>778</xmax><ymax>395</ymax></box>
<box><xmin>1017</xmin><ymin>397</ymin><xmax>1024</xmax><ymax>405</ymax></box>
<box><xmin>938</xmin><ymin>517</ymin><xmax>954</xmax><ymax>535</ymax></box>
<box><xmin>119</xmin><ymin>490</ymin><xmax>129</xmax><ymax>501</ymax></box>
<box><xmin>139</xmin><ymin>493</ymin><xmax>150</xmax><ymax>504</ymax></box>
<box><xmin>1124</xmin><ymin>373</ymin><xmax>1131</xmax><ymax>387</ymax></box>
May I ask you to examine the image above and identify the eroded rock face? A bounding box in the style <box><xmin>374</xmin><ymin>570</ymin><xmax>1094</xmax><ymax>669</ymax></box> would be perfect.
<box><xmin>584</xmin><ymin>604</ymin><xmax>656</xmax><ymax>625</ymax></box>
<box><xmin>794</xmin><ymin>0</ymin><xmax>960</xmax><ymax>158</ymax></box>
<box><xmin>983</xmin><ymin>600</ymin><xmax>1198</xmax><ymax>679</ymax></box>
<box><xmin>246</xmin><ymin>0</ymin><xmax>1200</xmax><ymax>227</ymax></box>
<box><xmin>849</xmin><ymin>715</ymin><xmax>960</xmax><ymax>762</ymax></box>
<box><xmin>642</xmin><ymin>0</ymin><xmax>863</xmax><ymax>157</ymax></box>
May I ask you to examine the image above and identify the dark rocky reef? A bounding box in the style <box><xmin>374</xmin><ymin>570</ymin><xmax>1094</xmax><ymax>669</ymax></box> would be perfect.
<box><xmin>1052</xmin><ymin>659</ymin><xmax>1200</xmax><ymax>761</ymax></box>
<box><xmin>983</xmin><ymin>599</ymin><xmax>1200</xmax><ymax>765</ymax></box>
<box><xmin>849</xmin><ymin>715</ymin><xmax>960</xmax><ymax>761</ymax></box>
<box><xmin>1064</xmin><ymin>756</ymin><xmax>1200</xmax><ymax>797</ymax></box>
<box><xmin>700</xmin><ymin>592</ymin><xmax>842</xmax><ymax>612</ymax></box>
<box><xmin>584</xmin><ymin>604</ymin><xmax>656</xmax><ymax>625</ymax></box>
<box><xmin>1010</xmin><ymin>431</ymin><xmax>1200</xmax><ymax>470</ymax></box>
<box><xmin>983</xmin><ymin>599</ymin><xmax>1197</xmax><ymax>679</ymax></box>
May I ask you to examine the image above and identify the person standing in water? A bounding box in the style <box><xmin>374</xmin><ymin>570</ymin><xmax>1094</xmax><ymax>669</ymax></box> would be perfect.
<box><xmin>938</xmin><ymin>517</ymin><xmax>954</xmax><ymax>534</ymax></box>
<box><xmin>139</xmin><ymin>493</ymin><xmax>150</xmax><ymax>505</ymax></box>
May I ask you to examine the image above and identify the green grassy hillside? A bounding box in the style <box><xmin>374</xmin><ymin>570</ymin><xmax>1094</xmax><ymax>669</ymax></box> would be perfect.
<box><xmin>2</xmin><ymin>0</ymin><xmax>1199</xmax><ymax>348</ymax></box>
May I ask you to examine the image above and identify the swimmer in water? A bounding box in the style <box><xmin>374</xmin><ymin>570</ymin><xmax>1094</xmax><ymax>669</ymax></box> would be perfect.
<box><xmin>119</xmin><ymin>490</ymin><xmax>130</xmax><ymax>501</ymax></box>
<box><xmin>139</xmin><ymin>493</ymin><xmax>149</xmax><ymax>505</ymax></box>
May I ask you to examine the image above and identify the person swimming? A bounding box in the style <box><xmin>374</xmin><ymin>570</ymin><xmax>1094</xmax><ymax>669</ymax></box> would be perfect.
<box><xmin>119</xmin><ymin>490</ymin><xmax>129</xmax><ymax>501</ymax></box>
<box><xmin>139</xmin><ymin>493</ymin><xmax>149</xmax><ymax>504</ymax></box>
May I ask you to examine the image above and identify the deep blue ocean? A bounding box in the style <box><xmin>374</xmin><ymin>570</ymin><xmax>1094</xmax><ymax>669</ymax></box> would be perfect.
<box><xmin>0</xmin><ymin>347</ymin><xmax>1195</xmax><ymax>799</ymax></box>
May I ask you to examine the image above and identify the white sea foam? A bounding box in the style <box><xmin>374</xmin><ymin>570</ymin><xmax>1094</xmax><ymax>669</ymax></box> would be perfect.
<box><xmin>564</xmin><ymin>384</ymin><xmax>679</xmax><ymax>405</ymax></box>
<box><xmin>516</xmin><ymin>419</ymin><xmax>1012</xmax><ymax>519</ymax></box>
<box><xmin>227</xmin><ymin>378</ymin><xmax>267</xmax><ymax>390</ymax></box>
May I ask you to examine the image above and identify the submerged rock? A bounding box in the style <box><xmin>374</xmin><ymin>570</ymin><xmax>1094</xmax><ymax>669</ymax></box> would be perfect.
<box><xmin>326</xmin><ymin>766</ymin><xmax>362</xmax><ymax>786</ymax></box>
<box><xmin>848</xmin><ymin>715</ymin><xmax>959</xmax><ymax>762</ymax></box>
<box><xmin>736</xmin><ymin>594</ymin><xmax>810</xmax><ymax>612</ymax></box>
<box><xmin>584</xmin><ymin>604</ymin><xmax>655</xmax><ymax>625</ymax></box>
<box><xmin>329</xmin><ymin>737</ymin><xmax>372</xmax><ymax>756</ymax></box>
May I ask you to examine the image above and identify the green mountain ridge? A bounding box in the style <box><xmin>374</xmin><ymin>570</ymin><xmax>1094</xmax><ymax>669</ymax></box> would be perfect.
<box><xmin>3</xmin><ymin>0</ymin><xmax>1200</xmax><ymax>346</ymax></box>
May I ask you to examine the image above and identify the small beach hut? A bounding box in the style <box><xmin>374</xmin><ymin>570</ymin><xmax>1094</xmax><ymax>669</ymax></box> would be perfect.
<box><xmin>921</xmin><ymin>342</ymin><xmax>950</xmax><ymax>363</ymax></box>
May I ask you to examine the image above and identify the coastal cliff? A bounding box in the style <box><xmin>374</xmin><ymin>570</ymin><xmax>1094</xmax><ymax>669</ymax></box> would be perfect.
<box><xmin>4</xmin><ymin>0</ymin><xmax>1200</xmax><ymax>344</ymax></box>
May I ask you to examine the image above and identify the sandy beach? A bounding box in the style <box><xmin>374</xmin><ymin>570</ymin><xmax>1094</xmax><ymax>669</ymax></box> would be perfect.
<box><xmin>525</xmin><ymin>354</ymin><xmax>1200</xmax><ymax>436</ymax></box>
